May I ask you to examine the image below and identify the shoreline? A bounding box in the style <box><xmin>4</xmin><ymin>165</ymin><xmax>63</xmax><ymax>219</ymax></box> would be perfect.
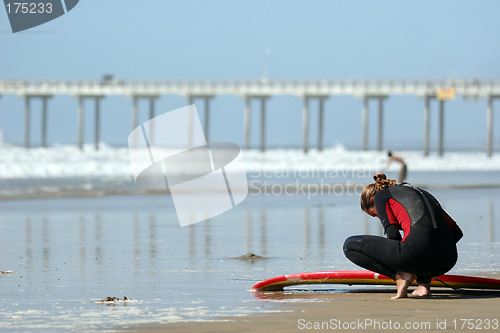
<box><xmin>121</xmin><ymin>273</ymin><xmax>500</xmax><ymax>333</ymax></box>
<box><xmin>1</xmin><ymin>182</ymin><xmax>500</xmax><ymax>202</ymax></box>
<box><xmin>122</xmin><ymin>288</ymin><xmax>500</xmax><ymax>332</ymax></box>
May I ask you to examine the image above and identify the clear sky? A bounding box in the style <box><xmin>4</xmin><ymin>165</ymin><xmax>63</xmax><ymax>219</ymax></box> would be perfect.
<box><xmin>1</xmin><ymin>0</ymin><xmax>499</xmax><ymax>150</ymax></box>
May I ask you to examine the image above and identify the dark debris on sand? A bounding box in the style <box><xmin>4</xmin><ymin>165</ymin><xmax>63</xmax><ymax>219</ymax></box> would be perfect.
<box><xmin>95</xmin><ymin>296</ymin><xmax>130</xmax><ymax>303</ymax></box>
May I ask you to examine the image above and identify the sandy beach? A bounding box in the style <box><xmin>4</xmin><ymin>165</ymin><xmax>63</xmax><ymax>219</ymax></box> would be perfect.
<box><xmin>126</xmin><ymin>280</ymin><xmax>500</xmax><ymax>333</ymax></box>
<box><xmin>0</xmin><ymin>172</ymin><xmax>499</xmax><ymax>332</ymax></box>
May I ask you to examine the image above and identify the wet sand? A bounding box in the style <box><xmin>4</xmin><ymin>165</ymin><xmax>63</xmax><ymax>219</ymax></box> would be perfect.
<box><xmin>1</xmin><ymin>187</ymin><xmax>498</xmax><ymax>331</ymax></box>
<box><xmin>125</xmin><ymin>275</ymin><xmax>500</xmax><ymax>333</ymax></box>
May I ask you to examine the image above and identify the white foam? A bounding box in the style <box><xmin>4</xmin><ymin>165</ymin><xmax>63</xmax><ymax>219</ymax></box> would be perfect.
<box><xmin>242</xmin><ymin>146</ymin><xmax>500</xmax><ymax>172</ymax></box>
<box><xmin>0</xmin><ymin>144</ymin><xmax>498</xmax><ymax>180</ymax></box>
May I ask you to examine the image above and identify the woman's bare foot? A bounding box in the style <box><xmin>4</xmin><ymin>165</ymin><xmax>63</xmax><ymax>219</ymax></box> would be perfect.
<box><xmin>390</xmin><ymin>271</ymin><xmax>416</xmax><ymax>299</ymax></box>
<box><xmin>412</xmin><ymin>284</ymin><xmax>431</xmax><ymax>297</ymax></box>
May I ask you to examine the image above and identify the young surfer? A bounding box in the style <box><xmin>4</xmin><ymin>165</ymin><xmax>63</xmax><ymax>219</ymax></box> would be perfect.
<box><xmin>343</xmin><ymin>173</ymin><xmax>463</xmax><ymax>299</ymax></box>
<box><xmin>383</xmin><ymin>151</ymin><xmax>407</xmax><ymax>183</ymax></box>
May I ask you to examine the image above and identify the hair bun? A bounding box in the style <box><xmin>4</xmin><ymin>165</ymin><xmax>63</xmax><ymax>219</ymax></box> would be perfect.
<box><xmin>373</xmin><ymin>172</ymin><xmax>396</xmax><ymax>190</ymax></box>
<box><xmin>373</xmin><ymin>172</ymin><xmax>387</xmax><ymax>183</ymax></box>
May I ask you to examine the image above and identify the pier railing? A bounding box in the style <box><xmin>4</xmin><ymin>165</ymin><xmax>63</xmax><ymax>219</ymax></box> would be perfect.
<box><xmin>2</xmin><ymin>78</ymin><xmax>500</xmax><ymax>97</ymax></box>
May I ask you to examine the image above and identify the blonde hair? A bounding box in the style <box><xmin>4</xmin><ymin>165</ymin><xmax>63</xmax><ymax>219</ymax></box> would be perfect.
<box><xmin>360</xmin><ymin>173</ymin><xmax>397</xmax><ymax>211</ymax></box>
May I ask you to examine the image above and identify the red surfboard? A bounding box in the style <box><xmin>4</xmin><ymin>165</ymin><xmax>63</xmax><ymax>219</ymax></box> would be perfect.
<box><xmin>251</xmin><ymin>270</ymin><xmax>500</xmax><ymax>292</ymax></box>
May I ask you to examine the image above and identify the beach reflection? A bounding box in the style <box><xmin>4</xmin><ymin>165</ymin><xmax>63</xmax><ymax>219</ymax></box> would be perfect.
<box><xmin>13</xmin><ymin>195</ymin><xmax>500</xmax><ymax>276</ymax></box>
<box><xmin>489</xmin><ymin>201</ymin><xmax>495</xmax><ymax>243</ymax></box>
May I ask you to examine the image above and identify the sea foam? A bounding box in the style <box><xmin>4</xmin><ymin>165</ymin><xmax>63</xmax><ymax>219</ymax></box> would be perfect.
<box><xmin>0</xmin><ymin>143</ymin><xmax>498</xmax><ymax>180</ymax></box>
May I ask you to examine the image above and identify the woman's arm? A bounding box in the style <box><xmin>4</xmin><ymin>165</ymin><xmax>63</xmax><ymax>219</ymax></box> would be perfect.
<box><xmin>385</xmin><ymin>224</ymin><xmax>402</xmax><ymax>241</ymax></box>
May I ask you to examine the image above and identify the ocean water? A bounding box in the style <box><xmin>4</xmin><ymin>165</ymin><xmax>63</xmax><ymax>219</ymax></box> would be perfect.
<box><xmin>0</xmin><ymin>143</ymin><xmax>499</xmax><ymax>199</ymax></box>
<box><xmin>0</xmin><ymin>144</ymin><xmax>499</xmax><ymax>332</ymax></box>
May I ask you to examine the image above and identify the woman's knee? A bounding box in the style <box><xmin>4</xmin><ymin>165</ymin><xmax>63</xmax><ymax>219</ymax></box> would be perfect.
<box><xmin>343</xmin><ymin>235</ymin><xmax>364</xmax><ymax>254</ymax></box>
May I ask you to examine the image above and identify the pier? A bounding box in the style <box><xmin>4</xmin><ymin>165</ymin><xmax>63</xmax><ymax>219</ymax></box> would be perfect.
<box><xmin>1</xmin><ymin>78</ymin><xmax>499</xmax><ymax>156</ymax></box>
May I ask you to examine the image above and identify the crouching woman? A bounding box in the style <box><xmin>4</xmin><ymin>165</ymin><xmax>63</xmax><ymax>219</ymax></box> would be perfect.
<box><xmin>343</xmin><ymin>173</ymin><xmax>463</xmax><ymax>299</ymax></box>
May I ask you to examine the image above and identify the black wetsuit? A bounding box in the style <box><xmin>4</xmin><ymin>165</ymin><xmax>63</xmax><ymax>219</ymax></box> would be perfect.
<box><xmin>343</xmin><ymin>184</ymin><xmax>463</xmax><ymax>284</ymax></box>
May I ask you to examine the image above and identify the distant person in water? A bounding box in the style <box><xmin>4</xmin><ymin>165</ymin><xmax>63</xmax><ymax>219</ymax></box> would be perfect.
<box><xmin>343</xmin><ymin>173</ymin><xmax>463</xmax><ymax>299</ymax></box>
<box><xmin>385</xmin><ymin>151</ymin><xmax>407</xmax><ymax>183</ymax></box>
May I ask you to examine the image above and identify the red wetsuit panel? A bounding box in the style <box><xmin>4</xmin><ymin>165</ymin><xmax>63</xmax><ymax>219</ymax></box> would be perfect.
<box><xmin>386</xmin><ymin>199</ymin><xmax>411</xmax><ymax>241</ymax></box>
<box><xmin>444</xmin><ymin>211</ymin><xmax>457</xmax><ymax>228</ymax></box>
